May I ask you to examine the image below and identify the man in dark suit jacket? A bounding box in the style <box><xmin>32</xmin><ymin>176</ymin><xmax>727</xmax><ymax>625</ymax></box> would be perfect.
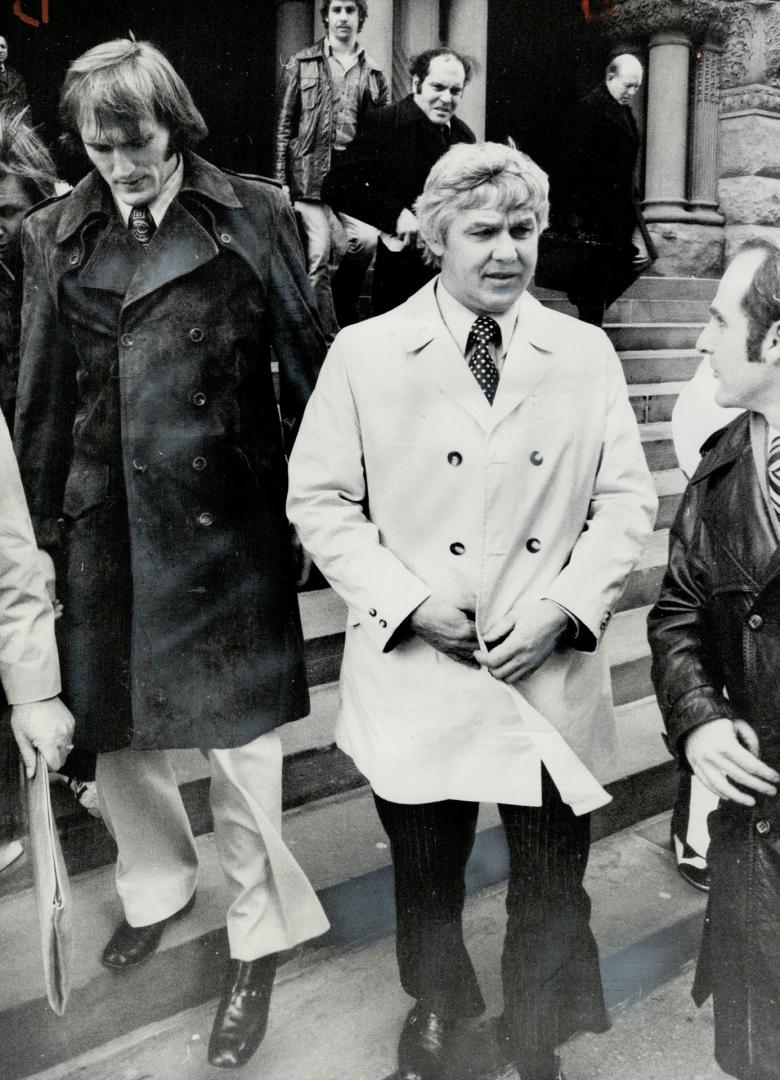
<box><xmin>561</xmin><ymin>54</ymin><xmax>647</xmax><ymax>326</ymax></box>
<box><xmin>322</xmin><ymin>47</ymin><xmax>475</xmax><ymax>315</ymax></box>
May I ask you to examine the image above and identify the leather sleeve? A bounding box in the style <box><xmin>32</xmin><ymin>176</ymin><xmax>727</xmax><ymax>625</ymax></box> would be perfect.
<box><xmin>647</xmin><ymin>479</ymin><xmax>737</xmax><ymax>764</ymax></box>
<box><xmin>274</xmin><ymin>57</ymin><xmax>300</xmax><ymax>187</ymax></box>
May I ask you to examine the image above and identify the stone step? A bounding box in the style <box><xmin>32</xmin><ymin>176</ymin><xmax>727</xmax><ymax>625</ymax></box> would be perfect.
<box><xmin>653</xmin><ymin>468</ymin><xmax>687</xmax><ymax>530</ymax></box>
<box><xmin>532</xmin><ymin>276</ymin><xmax>717</xmax><ymax>305</ymax></box>
<box><xmin>0</xmin><ymin>696</ymin><xmax>676</xmax><ymax>1080</ymax></box>
<box><xmin>607</xmin><ymin>604</ymin><xmax>653</xmax><ymax>706</ymax></box>
<box><xmin>630</xmin><ymin>381</ymin><xmax>686</xmax><ymax>423</ymax></box>
<box><xmin>29</xmin><ymin>805</ymin><xmax>710</xmax><ymax>1080</ymax></box>
<box><xmin>620</xmin><ymin>275</ymin><xmax>717</xmax><ymax>301</ymax></box>
<box><xmin>606</xmin><ymin>323</ymin><xmax>703</xmax><ymax>352</ymax></box>
<box><xmin>620</xmin><ymin>349</ymin><xmax>701</xmax><ymax>385</ymax></box>
<box><xmin>617</xmin><ymin>528</ymin><xmax>668</xmax><ymax>612</ymax></box>
<box><xmin>641</xmin><ymin>422</ymin><xmax>676</xmax><ymax>472</ymax></box>
<box><xmin>538</xmin><ymin>297</ymin><xmax>709</xmax><ymax>325</ymax></box>
<box><xmin>608</xmin><ymin>298</ymin><xmax>709</xmax><ymax>324</ymax></box>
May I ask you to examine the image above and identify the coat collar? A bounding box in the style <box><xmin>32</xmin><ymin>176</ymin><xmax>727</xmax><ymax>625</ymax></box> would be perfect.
<box><xmin>55</xmin><ymin>152</ymin><xmax>242</xmax><ymax>244</ymax></box>
<box><xmin>691</xmin><ymin>411</ymin><xmax>752</xmax><ymax>483</ymax></box>
<box><xmin>296</xmin><ymin>36</ymin><xmax>381</xmax><ymax>73</ymax></box>
<box><xmin>398</xmin><ymin>279</ymin><xmax>559</xmax><ymax>432</ymax></box>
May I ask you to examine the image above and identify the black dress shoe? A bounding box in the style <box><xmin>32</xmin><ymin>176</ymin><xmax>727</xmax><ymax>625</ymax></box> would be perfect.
<box><xmin>101</xmin><ymin>892</ymin><xmax>196</xmax><ymax>970</ymax></box>
<box><xmin>208</xmin><ymin>954</ymin><xmax>278</xmax><ymax>1068</ymax></box>
<box><xmin>397</xmin><ymin>1003</ymin><xmax>450</xmax><ymax>1080</ymax></box>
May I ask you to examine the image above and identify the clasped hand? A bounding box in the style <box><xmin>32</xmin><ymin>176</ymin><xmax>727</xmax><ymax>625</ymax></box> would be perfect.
<box><xmin>11</xmin><ymin>697</ymin><xmax>76</xmax><ymax>779</ymax></box>
<box><xmin>685</xmin><ymin>717</ymin><xmax>779</xmax><ymax>806</ymax></box>
<box><xmin>410</xmin><ymin>596</ymin><xmax>568</xmax><ymax>681</ymax></box>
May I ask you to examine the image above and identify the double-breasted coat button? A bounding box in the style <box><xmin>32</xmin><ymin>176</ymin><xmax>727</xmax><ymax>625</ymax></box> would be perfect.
<box><xmin>220</xmin><ymin>232</ymin><xmax>232</xmax><ymax>244</ymax></box>
<box><xmin>450</xmin><ymin>542</ymin><xmax>466</xmax><ymax>555</ymax></box>
<box><xmin>368</xmin><ymin>608</ymin><xmax>377</xmax><ymax>617</ymax></box>
<box><xmin>120</xmin><ymin>332</ymin><xmax>134</xmax><ymax>348</ymax></box>
<box><xmin>132</xmin><ymin>459</ymin><xmax>146</xmax><ymax>472</ymax></box>
<box><xmin>748</xmin><ymin>614</ymin><xmax>764</xmax><ymax>631</ymax></box>
<box><xmin>530</xmin><ymin>451</ymin><xmax>544</xmax><ymax>466</ymax></box>
<box><xmin>526</xmin><ymin>538</ymin><xmax>542</xmax><ymax>553</ymax></box>
<box><xmin>756</xmin><ymin>819</ymin><xmax>771</xmax><ymax>836</ymax></box>
<box><xmin>192</xmin><ymin>456</ymin><xmax>207</xmax><ymax>471</ymax></box>
<box><xmin>189</xmin><ymin>327</ymin><xmax>204</xmax><ymax>343</ymax></box>
<box><xmin>447</xmin><ymin>451</ymin><xmax>463</xmax><ymax>466</ymax></box>
<box><xmin>197</xmin><ymin>512</ymin><xmax>214</xmax><ymax>527</ymax></box>
<box><xmin>192</xmin><ymin>391</ymin><xmax>207</xmax><ymax>406</ymax></box>
<box><xmin>379</xmin><ymin>619</ymin><xmax>387</xmax><ymax>628</ymax></box>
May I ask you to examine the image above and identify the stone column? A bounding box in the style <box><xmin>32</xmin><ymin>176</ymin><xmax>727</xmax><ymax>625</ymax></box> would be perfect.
<box><xmin>359</xmin><ymin>0</ymin><xmax>394</xmax><ymax>96</ymax></box>
<box><xmin>277</xmin><ymin>1</ymin><xmax>314</xmax><ymax>96</ymax></box>
<box><xmin>643</xmin><ymin>30</ymin><xmax>692</xmax><ymax>222</ymax></box>
<box><xmin>392</xmin><ymin>0</ymin><xmax>440</xmax><ymax>101</ymax></box>
<box><xmin>688</xmin><ymin>42</ymin><xmax>723</xmax><ymax>224</ymax></box>
<box><xmin>446</xmin><ymin>0</ymin><xmax>488</xmax><ymax>139</ymax></box>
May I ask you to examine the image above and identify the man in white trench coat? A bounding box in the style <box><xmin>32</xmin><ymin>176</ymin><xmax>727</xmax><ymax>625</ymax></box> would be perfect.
<box><xmin>287</xmin><ymin>142</ymin><xmax>658</xmax><ymax>1080</ymax></box>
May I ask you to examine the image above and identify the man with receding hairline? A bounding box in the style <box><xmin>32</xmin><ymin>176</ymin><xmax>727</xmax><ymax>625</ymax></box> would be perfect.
<box><xmin>560</xmin><ymin>53</ymin><xmax>650</xmax><ymax>326</ymax></box>
<box><xmin>649</xmin><ymin>240</ymin><xmax>780</xmax><ymax>1080</ymax></box>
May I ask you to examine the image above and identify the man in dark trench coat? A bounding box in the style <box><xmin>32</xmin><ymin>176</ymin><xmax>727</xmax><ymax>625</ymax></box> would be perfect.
<box><xmin>13</xmin><ymin>39</ymin><xmax>329</xmax><ymax>1070</ymax></box>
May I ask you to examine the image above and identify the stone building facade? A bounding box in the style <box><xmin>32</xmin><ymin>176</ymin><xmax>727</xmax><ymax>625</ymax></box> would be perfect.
<box><xmin>277</xmin><ymin>0</ymin><xmax>780</xmax><ymax>280</ymax></box>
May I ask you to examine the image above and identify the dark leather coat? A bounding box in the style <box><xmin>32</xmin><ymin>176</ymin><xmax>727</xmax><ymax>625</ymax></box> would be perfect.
<box><xmin>14</xmin><ymin>154</ymin><xmax>326</xmax><ymax>753</ymax></box>
<box><xmin>648</xmin><ymin>412</ymin><xmax>780</xmax><ymax>1080</ymax></box>
<box><xmin>274</xmin><ymin>37</ymin><xmax>388</xmax><ymax>201</ymax></box>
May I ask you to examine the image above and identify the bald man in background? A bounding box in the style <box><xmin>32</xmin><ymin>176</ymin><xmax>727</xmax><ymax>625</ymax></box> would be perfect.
<box><xmin>561</xmin><ymin>54</ymin><xmax>651</xmax><ymax>326</ymax></box>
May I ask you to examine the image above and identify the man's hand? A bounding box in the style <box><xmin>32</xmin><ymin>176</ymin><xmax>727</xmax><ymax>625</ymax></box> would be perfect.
<box><xmin>685</xmin><ymin>718</ymin><xmax>779</xmax><ymax>806</ymax></box>
<box><xmin>409</xmin><ymin>595</ymin><xmax>479</xmax><ymax>666</ymax></box>
<box><xmin>11</xmin><ymin>697</ymin><xmax>76</xmax><ymax>778</ymax></box>
<box><xmin>474</xmin><ymin>600</ymin><xmax>569</xmax><ymax>683</ymax></box>
<box><xmin>395</xmin><ymin>208</ymin><xmax>419</xmax><ymax>247</ymax></box>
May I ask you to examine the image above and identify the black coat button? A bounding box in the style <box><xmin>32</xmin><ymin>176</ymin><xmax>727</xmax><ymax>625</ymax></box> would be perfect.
<box><xmin>379</xmin><ymin>619</ymin><xmax>387</xmax><ymax>628</ymax></box>
<box><xmin>132</xmin><ymin>459</ymin><xmax>145</xmax><ymax>472</ymax></box>
<box><xmin>526</xmin><ymin>538</ymin><xmax>542</xmax><ymax>553</ymax></box>
<box><xmin>368</xmin><ymin>608</ymin><xmax>377</xmax><ymax>617</ymax></box>
<box><xmin>189</xmin><ymin>327</ymin><xmax>204</xmax><ymax>343</ymax></box>
<box><xmin>192</xmin><ymin>456</ymin><xmax>207</xmax><ymax>471</ymax></box>
<box><xmin>69</xmin><ymin>252</ymin><xmax>79</xmax><ymax>265</ymax></box>
<box><xmin>192</xmin><ymin>391</ymin><xmax>207</xmax><ymax>406</ymax></box>
<box><xmin>120</xmin><ymin>333</ymin><xmax>134</xmax><ymax>348</ymax></box>
<box><xmin>450</xmin><ymin>542</ymin><xmax>466</xmax><ymax>556</ymax></box>
<box><xmin>197</xmin><ymin>512</ymin><xmax>214</xmax><ymax>527</ymax></box>
<box><xmin>756</xmin><ymin>819</ymin><xmax>771</xmax><ymax>836</ymax></box>
<box><xmin>530</xmin><ymin>451</ymin><xmax>544</xmax><ymax>466</ymax></box>
<box><xmin>220</xmin><ymin>232</ymin><xmax>232</xmax><ymax>244</ymax></box>
<box><xmin>748</xmin><ymin>614</ymin><xmax>764</xmax><ymax>631</ymax></box>
<box><xmin>447</xmin><ymin>451</ymin><xmax>463</xmax><ymax>466</ymax></box>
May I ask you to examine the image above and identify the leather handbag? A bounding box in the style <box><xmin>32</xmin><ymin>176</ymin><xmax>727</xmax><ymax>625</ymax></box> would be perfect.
<box><xmin>25</xmin><ymin>750</ymin><xmax>73</xmax><ymax>1014</ymax></box>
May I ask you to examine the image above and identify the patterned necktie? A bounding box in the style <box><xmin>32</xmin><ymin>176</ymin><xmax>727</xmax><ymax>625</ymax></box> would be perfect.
<box><xmin>128</xmin><ymin>205</ymin><xmax>156</xmax><ymax>245</ymax></box>
<box><xmin>768</xmin><ymin>435</ymin><xmax>780</xmax><ymax>517</ymax></box>
<box><xmin>466</xmin><ymin>315</ymin><xmax>501</xmax><ymax>405</ymax></box>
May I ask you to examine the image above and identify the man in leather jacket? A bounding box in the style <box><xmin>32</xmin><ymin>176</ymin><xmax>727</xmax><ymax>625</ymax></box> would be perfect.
<box><xmin>648</xmin><ymin>241</ymin><xmax>780</xmax><ymax>1080</ymax></box>
<box><xmin>274</xmin><ymin>1</ymin><xmax>388</xmax><ymax>338</ymax></box>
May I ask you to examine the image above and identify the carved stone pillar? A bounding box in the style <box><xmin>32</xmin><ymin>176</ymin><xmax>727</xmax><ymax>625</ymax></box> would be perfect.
<box><xmin>446</xmin><ymin>0</ymin><xmax>488</xmax><ymax>139</ymax></box>
<box><xmin>392</xmin><ymin>0</ymin><xmax>440</xmax><ymax>102</ymax></box>
<box><xmin>276</xmin><ymin>1</ymin><xmax>314</xmax><ymax>98</ymax></box>
<box><xmin>643</xmin><ymin>31</ymin><xmax>692</xmax><ymax>222</ymax></box>
<box><xmin>689</xmin><ymin>42</ymin><xmax>723</xmax><ymax>224</ymax></box>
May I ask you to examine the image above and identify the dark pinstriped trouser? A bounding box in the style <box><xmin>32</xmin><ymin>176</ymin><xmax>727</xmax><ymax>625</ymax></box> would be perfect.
<box><xmin>373</xmin><ymin>768</ymin><xmax>610</xmax><ymax>1073</ymax></box>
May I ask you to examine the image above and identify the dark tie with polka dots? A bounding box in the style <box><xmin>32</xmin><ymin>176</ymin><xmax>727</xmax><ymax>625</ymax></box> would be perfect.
<box><xmin>128</xmin><ymin>205</ymin><xmax>156</xmax><ymax>245</ymax></box>
<box><xmin>466</xmin><ymin>315</ymin><xmax>501</xmax><ymax>404</ymax></box>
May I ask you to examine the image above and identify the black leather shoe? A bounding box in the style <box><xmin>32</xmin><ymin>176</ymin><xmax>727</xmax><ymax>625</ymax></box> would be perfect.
<box><xmin>208</xmin><ymin>954</ymin><xmax>278</xmax><ymax>1068</ymax></box>
<box><xmin>101</xmin><ymin>892</ymin><xmax>196</xmax><ymax>970</ymax></box>
<box><xmin>397</xmin><ymin>1003</ymin><xmax>450</xmax><ymax>1080</ymax></box>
